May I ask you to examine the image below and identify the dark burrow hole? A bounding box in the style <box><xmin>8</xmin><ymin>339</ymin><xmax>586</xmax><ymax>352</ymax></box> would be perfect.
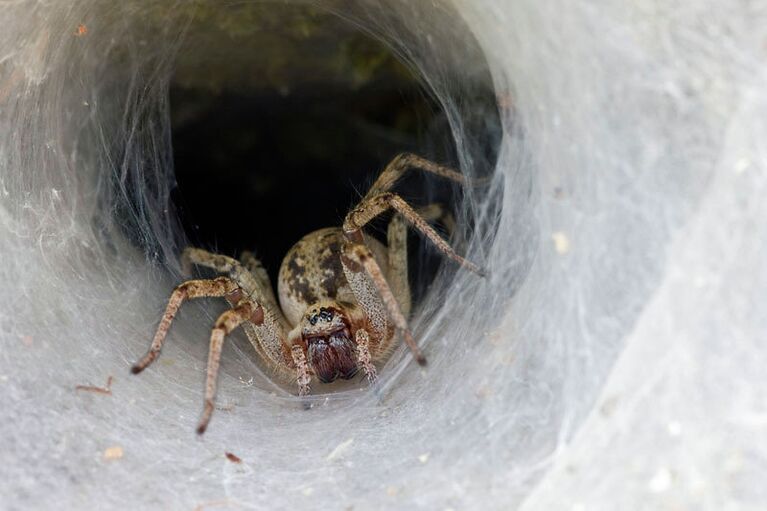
<box><xmin>168</xmin><ymin>5</ymin><xmax>501</xmax><ymax>302</ymax></box>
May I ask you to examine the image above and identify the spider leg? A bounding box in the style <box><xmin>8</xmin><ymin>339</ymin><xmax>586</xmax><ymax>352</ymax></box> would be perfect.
<box><xmin>358</xmin><ymin>152</ymin><xmax>478</xmax><ymax>271</ymax></box>
<box><xmin>342</xmin><ymin>159</ymin><xmax>483</xmax><ymax>366</ymax></box>
<box><xmin>355</xmin><ymin>328</ymin><xmax>378</xmax><ymax>383</ymax></box>
<box><xmin>182</xmin><ymin>247</ymin><xmax>293</xmax><ymax>378</ymax></box>
<box><xmin>385</xmin><ymin>204</ymin><xmax>455</xmax><ymax>336</ymax></box>
<box><xmin>385</xmin><ymin>213</ymin><xmax>411</xmax><ymax>319</ymax></box>
<box><xmin>344</xmin><ymin>192</ymin><xmax>485</xmax><ymax>276</ymax></box>
<box><xmin>290</xmin><ymin>344</ymin><xmax>311</xmax><ymax>397</ymax></box>
<box><xmin>342</xmin><ymin>241</ymin><xmax>426</xmax><ymax>365</ymax></box>
<box><xmin>132</xmin><ymin>277</ymin><xmax>239</xmax><ymax>374</ymax></box>
<box><xmin>182</xmin><ymin>248</ymin><xmax>284</xmax><ymax>313</ymax></box>
<box><xmin>373</xmin><ymin>204</ymin><xmax>457</xmax><ymax>360</ymax></box>
<box><xmin>197</xmin><ymin>299</ymin><xmax>263</xmax><ymax>435</ymax></box>
<box><xmin>366</xmin><ymin>153</ymin><xmax>467</xmax><ymax>197</ymax></box>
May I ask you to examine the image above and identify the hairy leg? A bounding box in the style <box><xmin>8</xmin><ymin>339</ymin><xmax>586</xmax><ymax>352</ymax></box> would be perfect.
<box><xmin>197</xmin><ymin>300</ymin><xmax>262</xmax><ymax>434</ymax></box>
<box><xmin>239</xmin><ymin>251</ymin><xmax>279</xmax><ymax>307</ymax></box>
<box><xmin>342</xmin><ymin>241</ymin><xmax>426</xmax><ymax>365</ymax></box>
<box><xmin>378</xmin><ymin>205</ymin><xmax>454</xmax><ymax>359</ymax></box>
<box><xmin>290</xmin><ymin>344</ymin><xmax>311</xmax><ymax>397</ymax></box>
<box><xmin>355</xmin><ymin>153</ymin><xmax>474</xmax><ymax>272</ymax></box>
<box><xmin>365</xmin><ymin>153</ymin><xmax>467</xmax><ymax>198</ymax></box>
<box><xmin>182</xmin><ymin>247</ymin><xmax>291</xmax><ymax>373</ymax></box>
<box><xmin>345</xmin><ymin>192</ymin><xmax>484</xmax><ymax>276</ymax></box>
<box><xmin>182</xmin><ymin>248</ymin><xmax>283</xmax><ymax>312</ymax></box>
<box><xmin>355</xmin><ymin>328</ymin><xmax>378</xmax><ymax>383</ymax></box>
<box><xmin>341</xmin><ymin>156</ymin><xmax>483</xmax><ymax>366</ymax></box>
<box><xmin>132</xmin><ymin>277</ymin><xmax>239</xmax><ymax>374</ymax></box>
<box><xmin>237</xmin><ymin>250</ymin><xmax>295</xmax><ymax>377</ymax></box>
<box><xmin>386</xmin><ymin>213</ymin><xmax>411</xmax><ymax>319</ymax></box>
<box><xmin>132</xmin><ymin>272</ymin><xmax>294</xmax><ymax>432</ymax></box>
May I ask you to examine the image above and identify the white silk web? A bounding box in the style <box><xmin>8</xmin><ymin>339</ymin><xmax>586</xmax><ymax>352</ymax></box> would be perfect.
<box><xmin>1</xmin><ymin>1</ymin><xmax>765</xmax><ymax>509</ymax></box>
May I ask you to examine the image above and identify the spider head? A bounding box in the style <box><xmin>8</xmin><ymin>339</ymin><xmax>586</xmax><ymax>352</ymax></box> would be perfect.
<box><xmin>301</xmin><ymin>302</ymin><xmax>358</xmax><ymax>383</ymax></box>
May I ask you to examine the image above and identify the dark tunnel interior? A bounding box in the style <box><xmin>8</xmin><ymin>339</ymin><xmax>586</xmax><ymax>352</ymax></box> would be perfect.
<box><xmin>166</xmin><ymin>4</ymin><xmax>501</xmax><ymax>301</ymax></box>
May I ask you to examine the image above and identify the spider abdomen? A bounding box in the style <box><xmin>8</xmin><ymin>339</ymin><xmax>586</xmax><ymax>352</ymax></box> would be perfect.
<box><xmin>277</xmin><ymin>227</ymin><xmax>388</xmax><ymax>326</ymax></box>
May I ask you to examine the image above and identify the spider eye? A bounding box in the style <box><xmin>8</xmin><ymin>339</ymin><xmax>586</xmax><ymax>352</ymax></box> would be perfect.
<box><xmin>309</xmin><ymin>315</ymin><xmax>318</xmax><ymax>325</ymax></box>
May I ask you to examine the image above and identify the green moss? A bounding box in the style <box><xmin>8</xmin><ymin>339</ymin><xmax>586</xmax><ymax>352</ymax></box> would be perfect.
<box><xmin>132</xmin><ymin>1</ymin><xmax>415</xmax><ymax>95</ymax></box>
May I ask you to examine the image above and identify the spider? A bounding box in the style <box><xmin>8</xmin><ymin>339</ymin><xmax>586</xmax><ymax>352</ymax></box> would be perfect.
<box><xmin>131</xmin><ymin>153</ymin><xmax>484</xmax><ymax>434</ymax></box>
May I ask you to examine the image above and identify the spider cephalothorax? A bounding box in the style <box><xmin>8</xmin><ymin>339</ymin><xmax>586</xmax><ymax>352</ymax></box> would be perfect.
<box><xmin>132</xmin><ymin>153</ymin><xmax>483</xmax><ymax>433</ymax></box>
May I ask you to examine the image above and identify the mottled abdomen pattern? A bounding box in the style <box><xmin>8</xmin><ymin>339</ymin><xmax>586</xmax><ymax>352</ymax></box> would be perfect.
<box><xmin>277</xmin><ymin>227</ymin><xmax>389</xmax><ymax>326</ymax></box>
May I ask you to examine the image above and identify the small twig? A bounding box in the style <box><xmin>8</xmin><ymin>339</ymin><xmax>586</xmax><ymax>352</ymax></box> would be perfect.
<box><xmin>76</xmin><ymin>376</ymin><xmax>113</xmax><ymax>395</ymax></box>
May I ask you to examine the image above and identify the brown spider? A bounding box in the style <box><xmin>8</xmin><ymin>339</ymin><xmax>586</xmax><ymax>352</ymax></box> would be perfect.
<box><xmin>131</xmin><ymin>153</ymin><xmax>483</xmax><ymax>434</ymax></box>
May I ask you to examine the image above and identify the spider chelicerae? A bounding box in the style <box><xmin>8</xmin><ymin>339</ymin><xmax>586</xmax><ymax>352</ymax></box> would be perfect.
<box><xmin>132</xmin><ymin>153</ymin><xmax>484</xmax><ymax>433</ymax></box>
